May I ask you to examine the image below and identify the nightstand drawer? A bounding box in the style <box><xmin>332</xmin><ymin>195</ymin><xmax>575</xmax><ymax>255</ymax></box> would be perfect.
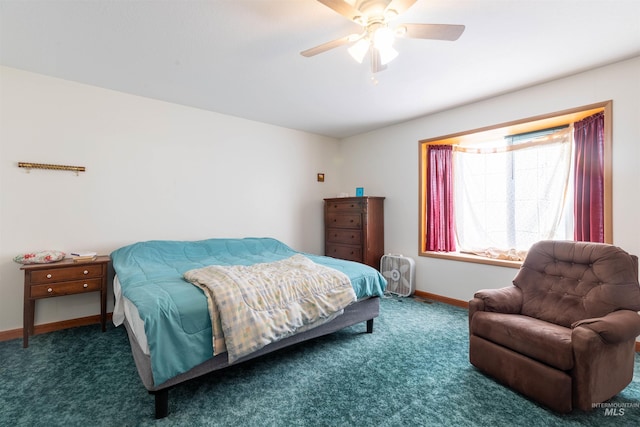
<box><xmin>29</xmin><ymin>264</ymin><xmax>105</xmax><ymax>284</ymax></box>
<box><xmin>30</xmin><ymin>278</ymin><xmax>103</xmax><ymax>298</ymax></box>
<box><xmin>325</xmin><ymin>244</ymin><xmax>362</xmax><ymax>262</ymax></box>
<box><xmin>326</xmin><ymin>213</ymin><xmax>362</xmax><ymax>229</ymax></box>
<box><xmin>326</xmin><ymin>229</ymin><xmax>362</xmax><ymax>245</ymax></box>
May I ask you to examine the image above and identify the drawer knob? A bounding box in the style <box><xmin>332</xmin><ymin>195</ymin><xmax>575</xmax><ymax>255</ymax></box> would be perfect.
<box><xmin>46</xmin><ymin>274</ymin><xmax>52</xmax><ymax>279</ymax></box>
<box><xmin>47</xmin><ymin>288</ymin><xmax>53</xmax><ymax>293</ymax></box>
<box><xmin>83</xmin><ymin>283</ymin><xmax>88</xmax><ymax>288</ymax></box>
<box><xmin>83</xmin><ymin>270</ymin><xmax>89</xmax><ymax>275</ymax></box>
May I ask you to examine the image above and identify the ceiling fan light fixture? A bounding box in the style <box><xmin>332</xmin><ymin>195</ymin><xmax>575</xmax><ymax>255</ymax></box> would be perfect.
<box><xmin>371</xmin><ymin>25</ymin><xmax>398</xmax><ymax>66</ymax></box>
<box><xmin>372</xmin><ymin>26</ymin><xmax>395</xmax><ymax>50</ymax></box>
<box><xmin>348</xmin><ymin>38</ymin><xmax>370</xmax><ymax>63</ymax></box>
<box><xmin>378</xmin><ymin>44</ymin><xmax>398</xmax><ymax>65</ymax></box>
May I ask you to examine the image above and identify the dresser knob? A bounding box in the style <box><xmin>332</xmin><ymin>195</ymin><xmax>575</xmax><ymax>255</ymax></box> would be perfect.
<box><xmin>46</xmin><ymin>274</ymin><xmax>52</xmax><ymax>279</ymax></box>
<box><xmin>83</xmin><ymin>283</ymin><xmax>88</xmax><ymax>288</ymax></box>
<box><xmin>83</xmin><ymin>270</ymin><xmax>89</xmax><ymax>275</ymax></box>
<box><xmin>47</xmin><ymin>288</ymin><xmax>53</xmax><ymax>293</ymax></box>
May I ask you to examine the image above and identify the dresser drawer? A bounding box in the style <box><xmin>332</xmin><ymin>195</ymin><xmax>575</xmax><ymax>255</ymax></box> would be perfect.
<box><xmin>326</xmin><ymin>229</ymin><xmax>362</xmax><ymax>245</ymax></box>
<box><xmin>30</xmin><ymin>278</ymin><xmax>103</xmax><ymax>298</ymax></box>
<box><xmin>325</xmin><ymin>244</ymin><xmax>363</xmax><ymax>263</ymax></box>
<box><xmin>326</xmin><ymin>200</ymin><xmax>364</xmax><ymax>212</ymax></box>
<box><xmin>326</xmin><ymin>213</ymin><xmax>362</xmax><ymax>229</ymax></box>
<box><xmin>29</xmin><ymin>264</ymin><xmax>105</xmax><ymax>284</ymax></box>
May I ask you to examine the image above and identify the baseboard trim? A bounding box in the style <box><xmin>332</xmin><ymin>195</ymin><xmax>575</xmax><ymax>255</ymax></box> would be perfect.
<box><xmin>0</xmin><ymin>313</ymin><xmax>113</xmax><ymax>343</ymax></box>
<box><xmin>414</xmin><ymin>290</ymin><xmax>469</xmax><ymax>309</ymax></box>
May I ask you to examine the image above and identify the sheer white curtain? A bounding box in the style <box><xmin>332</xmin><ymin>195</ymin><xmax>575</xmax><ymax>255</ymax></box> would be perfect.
<box><xmin>453</xmin><ymin>127</ymin><xmax>573</xmax><ymax>259</ymax></box>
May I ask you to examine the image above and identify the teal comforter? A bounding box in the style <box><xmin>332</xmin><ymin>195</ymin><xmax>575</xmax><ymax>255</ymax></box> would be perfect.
<box><xmin>110</xmin><ymin>237</ymin><xmax>386</xmax><ymax>386</ymax></box>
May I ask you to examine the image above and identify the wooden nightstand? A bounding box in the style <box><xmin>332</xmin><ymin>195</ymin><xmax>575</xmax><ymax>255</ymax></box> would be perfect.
<box><xmin>21</xmin><ymin>255</ymin><xmax>110</xmax><ymax>348</ymax></box>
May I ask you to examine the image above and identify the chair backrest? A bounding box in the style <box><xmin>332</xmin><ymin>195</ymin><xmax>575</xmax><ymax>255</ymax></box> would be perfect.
<box><xmin>513</xmin><ymin>240</ymin><xmax>640</xmax><ymax>327</ymax></box>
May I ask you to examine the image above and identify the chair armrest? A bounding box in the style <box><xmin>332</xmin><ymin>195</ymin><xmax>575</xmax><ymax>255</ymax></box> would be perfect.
<box><xmin>469</xmin><ymin>286</ymin><xmax>522</xmax><ymax>326</ymax></box>
<box><xmin>473</xmin><ymin>286</ymin><xmax>523</xmax><ymax>314</ymax></box>
<box><xmin>572</xmin><ymin>310</ymin><xmax>640</xmax><ymax>344</ymax></box>
<box><xmin>572</xmin><ymin>310</ymin><xmax>640</xmax><ymax>411</ymax></box>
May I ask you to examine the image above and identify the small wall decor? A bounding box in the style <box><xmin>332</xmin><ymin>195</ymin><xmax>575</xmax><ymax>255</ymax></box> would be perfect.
<box><xmin>18</xmin><ymin>162</ymin><xmax>85</xmax><ymax>175</ymax></box>
<box><xmin>356</xmin><ymin>187</ymin><xmax>364</xmax><ymax>197</ymax></box>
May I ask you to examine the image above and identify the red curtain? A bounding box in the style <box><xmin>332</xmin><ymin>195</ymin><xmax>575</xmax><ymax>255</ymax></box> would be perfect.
<box><xmin>426</xmin><ymin>145</ymin><xmax>456</xmax><ymax>251</ymax></box>
<box><xmin>574</xmin><ymin>112</ymin><xmax>605</xmax><ymax>242</ymax></box>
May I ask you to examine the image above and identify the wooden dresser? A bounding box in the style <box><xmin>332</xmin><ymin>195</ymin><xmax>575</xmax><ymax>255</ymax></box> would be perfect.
<box><xmin>324</xmin><ymin>196</ymin><xmax>384</xmax><ymax>269</ymax></box>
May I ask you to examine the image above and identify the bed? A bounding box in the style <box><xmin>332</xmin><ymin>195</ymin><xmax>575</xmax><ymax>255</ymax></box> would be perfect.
<box><xmin>110</xmin><ymin>237</ymin><xmax>387</xmax><ymax>418</ymax></box>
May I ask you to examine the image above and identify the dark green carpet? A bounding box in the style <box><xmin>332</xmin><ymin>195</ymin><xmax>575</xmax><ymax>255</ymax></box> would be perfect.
<box><xmin>1</xmin><ymin>297</ymin><xmax>640</xmax><ymax>426</ymax></box>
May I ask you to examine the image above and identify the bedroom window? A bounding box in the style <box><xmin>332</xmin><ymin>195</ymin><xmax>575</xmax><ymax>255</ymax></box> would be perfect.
<box><xmin>418</xmin><ymin>101</ymin><xmax>612</xmax><ymax>268</ymax></box>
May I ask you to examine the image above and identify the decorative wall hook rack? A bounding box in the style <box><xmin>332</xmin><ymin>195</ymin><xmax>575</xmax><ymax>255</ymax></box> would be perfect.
<box><xmin>18</xmin><ymin>162</ymin><xmax>86</xmax><ymax>175</ymax></box>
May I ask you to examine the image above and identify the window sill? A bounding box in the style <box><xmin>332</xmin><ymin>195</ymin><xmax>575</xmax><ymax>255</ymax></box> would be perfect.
<box><xmin>419</xmin><ymin>250</ymin><xmax>522</xmax><ymax>269</ymax></box>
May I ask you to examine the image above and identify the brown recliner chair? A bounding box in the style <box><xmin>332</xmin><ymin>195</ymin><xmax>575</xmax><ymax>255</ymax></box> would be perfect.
<box><xmin>469</xmin><ymin>240</ymin><xmax>640</xmax><ymax>413</ymax></box>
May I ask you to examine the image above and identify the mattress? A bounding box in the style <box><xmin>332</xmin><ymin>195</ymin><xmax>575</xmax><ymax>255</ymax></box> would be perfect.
<box><xmin>111</xmin><ymin>237</ymin><xmax>387</xmax><ymax>386</ymax></box>
<box><xmin>113</xmin><ymin>275</ymin><xmax>149</xmax><ymax>354</ymax></box>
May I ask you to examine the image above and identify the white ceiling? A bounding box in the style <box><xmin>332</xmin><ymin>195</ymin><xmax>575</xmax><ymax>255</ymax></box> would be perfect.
<box><xmin>1</xmin><ymin>0</ymin><xmax>639</xmax><ymax>139</ymax></box>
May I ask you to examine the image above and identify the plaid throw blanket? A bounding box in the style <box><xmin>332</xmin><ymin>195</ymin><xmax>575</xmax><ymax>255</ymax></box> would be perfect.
<box><xmin>183</xmin><ymin>254</ymin><xmax>356</xmax><ymax>363</ymax></box>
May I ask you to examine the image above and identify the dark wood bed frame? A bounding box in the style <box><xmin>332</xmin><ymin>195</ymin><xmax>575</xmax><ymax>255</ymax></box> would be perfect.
<box><xmin>123</xmin><ymin>297</ymin><xmax>380</xmax><ymax>418</ymax></box>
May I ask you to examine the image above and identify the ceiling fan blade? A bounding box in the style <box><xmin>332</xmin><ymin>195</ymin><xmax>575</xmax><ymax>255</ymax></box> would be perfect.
<box><xmin>400</xmin><ymin>23</ymin><xmax>465</xmax><ymax>41</ymax></box>
<box><xmin>385</xmin><ymin>0</ymin><xmax>418</xmax><ymax>16</ymax></box>
<box><xmin>317</xmin><ymin>0</ymin><xmax>361</xmax><ymax>21</ymax></box>
<box><xmin>300</xmin><ymin>35</ymin><xmax>353</xmax><ymax>57</ymax></box>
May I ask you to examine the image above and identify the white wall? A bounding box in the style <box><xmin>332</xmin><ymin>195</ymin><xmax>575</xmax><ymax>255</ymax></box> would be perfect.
<box><xmin>339</xmin><ymin>56</ymin><xmax>640</xmax><ymax>302</ymax></box>
<box><xmin>2</xmin><ymin>57</ymin><xmax>639</xmax><ymax>333</ymax></box>
<box><xmin>0</xmin><ymin>66</ymin><xmax>342</xmax><ymax>332</ymax></box>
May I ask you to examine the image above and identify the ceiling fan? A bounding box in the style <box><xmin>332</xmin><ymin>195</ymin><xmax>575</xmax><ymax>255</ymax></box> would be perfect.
<box><xmin>300</xmin><ymin>0</ymin><xmax>465</xmax><ymax>73</ymax></box>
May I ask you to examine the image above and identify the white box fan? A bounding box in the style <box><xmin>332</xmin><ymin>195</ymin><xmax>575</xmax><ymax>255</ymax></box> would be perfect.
<box><xmin>380</xmin><ymin>254</ymin><xmax>415</xmax><ymax>297</ymax></box>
